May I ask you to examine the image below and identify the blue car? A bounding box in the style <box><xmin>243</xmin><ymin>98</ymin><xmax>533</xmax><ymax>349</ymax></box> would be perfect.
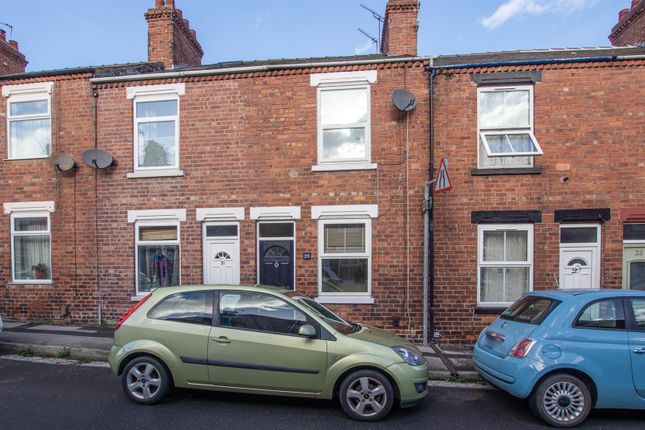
<box><xmin>473</xmin><ymin>289</ymin><xmax>645</xmax><ymax>427</ymax></box>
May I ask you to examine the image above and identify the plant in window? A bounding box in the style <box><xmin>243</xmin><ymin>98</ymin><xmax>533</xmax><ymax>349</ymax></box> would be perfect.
<box><xmin>32</xmin><ymin>263</ymin><xmax>49</xmax><ymax>280</ymax></box>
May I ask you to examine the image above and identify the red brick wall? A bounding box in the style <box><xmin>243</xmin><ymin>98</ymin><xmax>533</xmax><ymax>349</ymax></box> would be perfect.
<box><xmin>609</xmin><ymin>0</ymin><xmax>645</xmax><ymax>46</ymax></box>
<box><xmin>432</xmin><ymin>60</ymin><xmax>645</xmax><ymax>343</ymax></box>
<box><xmin>92</xmin><ymin>62</ymin><xmax>430</xmax><ymax>339</ymax></box>
<box><xmin>0</xmin><ymin>74</ymin><xmax>99</xmax><ymax>322</ymax></box>
<box><xmin>382</xmin><ymin>0</ymin><xmax>419</xmax><ymax>56</ymax></box>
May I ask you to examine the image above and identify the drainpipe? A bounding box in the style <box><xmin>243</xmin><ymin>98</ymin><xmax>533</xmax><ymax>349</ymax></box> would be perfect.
<box><xmin>424</xmin><ymin>65</ymin><xmax>437</xmax><ymax>345</ymax></box>
<box><xmin>93</xmin><ymin>88</ymin><xmax>101</xmax><ymax>326</ymax></box>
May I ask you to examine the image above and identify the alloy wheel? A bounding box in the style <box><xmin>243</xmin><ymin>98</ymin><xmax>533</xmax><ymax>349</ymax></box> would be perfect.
<box><xmin>345</xmin><ymin>376</ymin><xmax>388</xmax><ymax>418</ymax></box>
<box><xmin>126</xmin><ymin>362</ymin><xmax>162</xmax><ymax>401</ymax></box>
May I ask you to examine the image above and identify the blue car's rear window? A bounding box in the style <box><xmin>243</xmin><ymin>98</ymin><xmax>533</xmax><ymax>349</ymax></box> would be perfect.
<box><xmin>501</xmin><ymin>296</ymin><xmax>560</xmax><ymax>325</ymax></box>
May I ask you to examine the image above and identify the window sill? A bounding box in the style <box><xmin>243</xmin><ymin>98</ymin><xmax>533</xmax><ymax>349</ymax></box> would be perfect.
<box><xmin>10</xmin><ymin>280</ymin><xmax>53</xmax><ymax>285</ymax></box>
<box><xmin>315</xmin><ymin>295</ymin><xmax>374</xmax><ymax>304</ymax></box>
<box><xmin>127</xmin><ymin>169</ymin><xmax>184</xmax><ymax>179</ymax></box>
<box><xmin>474</xmin><ymin>306</ymin><xmax>508</xmax><ymax>314</ymax></box>
<box><xmin>312</xmin><ymin>163</ymin><xmax>377</xmax><ymax>172</ymax></box>
<box><xmin>4</xmin><ymin>156</ymin><xmax>50</xmax><ymax>161</ymax></box>
<box><xmin>471</xmin><ymin>167</ymin><xmax>543</xmax><ymax>176</ymax></box>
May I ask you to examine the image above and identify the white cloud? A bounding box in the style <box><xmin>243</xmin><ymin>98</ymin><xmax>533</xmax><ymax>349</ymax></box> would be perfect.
<box><xmin>482</xmin><ymin>0</ymin><xmax>599</xmax><ymax>30</ymax></box>
<box><xmin>354</xmin><ymin>39</ymin><xmax>376</xmax><ymax>55</ymax></box>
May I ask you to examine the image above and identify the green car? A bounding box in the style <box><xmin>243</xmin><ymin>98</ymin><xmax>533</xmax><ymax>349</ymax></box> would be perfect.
<box><xmin>108</xmin><ymin>285</ymin><xmax>428</xmax><ymax>421</ymax></box>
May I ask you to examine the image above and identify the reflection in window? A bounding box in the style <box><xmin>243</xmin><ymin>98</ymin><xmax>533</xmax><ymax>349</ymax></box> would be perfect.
<box><xmin>219</xmin><ymin>292</ymin><xmax>306</xmax><ymax>335</ymax></box>
<box><xmin>148</xmin><ymin>291</ymin><xmax>212</xmax><ymax>325</ymax></box>
<box><xmin>319</xmin><ymin>221</ymin><xmax>370</xmax><ymax>295</ymax></box>
<box><xmin>8</xmin><ymin>98</ymin><xmax>51</xmax><ymax>159</ymax></box>
<box><xmin>576</xmin><ymin>299</ymin><xmax>625</xmax><ymax>329</ymax></box>
<box><xmin>134</xmin><ymin>99</ymin><xmax>179</xmax><ymax>169</ymax></box>
<box><xmin>136</xmin><ymin>224</ymin><xmax>180</xmax><ymax>293</ymax></box>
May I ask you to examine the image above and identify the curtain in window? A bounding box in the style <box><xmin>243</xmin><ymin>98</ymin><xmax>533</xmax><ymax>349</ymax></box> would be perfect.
<box><xmin>137</xmin><ymin>245</ymin><xmax>180</xmax><ymax>292</ymax></box>
<box><xmin>14</xmin><ymin>236</ymin><xmax>51</xmax><ymax>280</ymax></box>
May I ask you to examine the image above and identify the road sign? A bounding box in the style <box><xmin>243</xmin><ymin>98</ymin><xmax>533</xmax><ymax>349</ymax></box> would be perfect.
<box><xmin>434</xmin><ymin>158</ymin><xmax>452</xmax><ymax>193</ymax></box>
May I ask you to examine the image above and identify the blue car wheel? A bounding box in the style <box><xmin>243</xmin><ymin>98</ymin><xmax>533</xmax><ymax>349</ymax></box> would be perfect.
<box><xmin>529</xmin><ymin>373</ymin><xmax>592</xmax><ymax>428</ymax></box>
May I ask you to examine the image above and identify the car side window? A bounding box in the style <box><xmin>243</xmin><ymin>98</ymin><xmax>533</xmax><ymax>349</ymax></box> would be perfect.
<box><xmin>574</xmin><ymin>299</ymin><xmax>625</xmax><ymax>330</ymax></box>
<box><xmin>628</xmin><ymin>299</ymin><xmax>645</xmax><ymax>331</ymax></box>
<box><xmin>219</xmin><ymin>291</ymin><xmax>307</xmax><ymax>336</ymax></box>
<box><xmin>148</xmin><ymin>291</ymin><xmax>213</xmax><ymax>326</ymax></box>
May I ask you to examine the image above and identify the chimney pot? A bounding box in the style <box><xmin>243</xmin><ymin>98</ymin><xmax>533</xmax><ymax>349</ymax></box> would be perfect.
<box><xmin>190</xmin><ymin>29</ymin><xmax>197</xmax><ymax>39</ymax></box>
<box><xmin>155</xmin><ymin>0</ymin><xmax>164</xmax><ymax>8</ymax></box>
<box><xmin>0</xmin><ymin>29</ymin><xmax>5</xmax><ymax>43</ymax></box>
<box><xmin>619</xmin><ymin>8</ymin><xmax>630</xmax><ymax>21</ymax></box>
<box><xmin>167</xmin><ymin>0</ymin><xmax>175</xmax><ymax>8</ymax></box>
<box><xmin>632</xmin><ymin>0</ymin><xmax>640</xmax><ymax>8</ymax></box>
<box><xmin>9</xmin><ymin>40</ymin><xmax>19</xmax><ymax>51</ymax></box>
<box><xmin>183</xmin><ymin>18</ymin><xmax>189</xmax><ymax>29</ymax></box>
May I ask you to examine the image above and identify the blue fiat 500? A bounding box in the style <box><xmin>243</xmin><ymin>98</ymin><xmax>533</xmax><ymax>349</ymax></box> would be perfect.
<box><xmin>473</xmin><ymin>289</ymin><xmax>645</xmax><ymax>428</ymax></box>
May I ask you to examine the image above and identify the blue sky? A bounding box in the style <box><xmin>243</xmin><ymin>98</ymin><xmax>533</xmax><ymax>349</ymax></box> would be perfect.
<box><xmin>1</xmin><ymin>0</ymin><xmax>631</xmax><ymax>72</ymax></box>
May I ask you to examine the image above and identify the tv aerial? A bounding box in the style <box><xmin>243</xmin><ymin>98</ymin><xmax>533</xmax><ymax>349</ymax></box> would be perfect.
<box><xmin>357</xmin><ymin>3</ymin><xmax>384</xmax><ymax>53</ymax></box>
<box><xmin>392</xmin><ymin>89</ymin><xmax>417</xmax><ymax>112</ymax></box>
<box><xmin>82</xmin><ymin>149</ymin><xmax>117</xmax><ymax>169</ymax></box>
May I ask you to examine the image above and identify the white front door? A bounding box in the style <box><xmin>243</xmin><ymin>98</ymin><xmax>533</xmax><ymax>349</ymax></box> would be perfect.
<box><xmin>560</xmin><ymin>249</ymin><xmax>595</xmax><ymax>289</ymax></box>
<box><xmin>205</xmin><ymin>241</ymin><xmax>239</xmax><ymax>285</ymax></box>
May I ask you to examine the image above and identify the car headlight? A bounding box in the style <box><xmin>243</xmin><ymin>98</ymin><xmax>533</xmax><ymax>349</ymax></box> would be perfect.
<box><xmin>392</xmin><ymin>346</ymin><xmax>425</xmax><ymax>366</ymax></box>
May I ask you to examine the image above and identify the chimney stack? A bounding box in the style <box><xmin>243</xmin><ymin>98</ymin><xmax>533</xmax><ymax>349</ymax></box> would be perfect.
<box><xmin>145</xmin><ymin>0</ymin><xmax>203</xmax><ymax>69</ymax></box>
<box><xmin>0</xmin><ymin>29</ymin><xmax>28</xmax><ymax>76</ymax></box>
<box><xmin>609</xmin><ymin>0</ymin><xmax>645</xmax><ymax>46</ymax></box>
<box><xmin>381</xmin><ymin>0</ymin><xmax>420</xmax><ymax>56</ymax></box>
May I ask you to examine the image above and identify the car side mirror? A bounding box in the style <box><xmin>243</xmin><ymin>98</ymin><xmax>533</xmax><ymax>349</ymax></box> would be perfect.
<box><xmin>298</xmin><ymin>324</ymin><xmax>317</xmax><ymax>338</ymax></box>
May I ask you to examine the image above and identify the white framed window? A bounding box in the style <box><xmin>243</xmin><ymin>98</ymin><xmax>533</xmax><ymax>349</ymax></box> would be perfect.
<box><xmin>310</xmin><ymin>71</ymin><xmax>377</xmax><ymax>171</ymax></box>
<box><xmin>11</xmin><ymin>212</ymin><xmax>52</xmax><ymax>284</ymax></box>
<box><xmin>478</xmin><ymin>224</ymin><xmax>533</xmax><ymax>306</ymax></box>
<box><xmin>127</xmin><ymin>84</ymin><xmax>184</xmax><ymax>175</ymax></box>
<box><xmin>3</xmin><ymin>82</ymin><xmax>53</xmax><ymax>160</ymax></box>
<box><xmin>477</xmin><ymin>85</ymin><xmax>542</xmax><ymax>169</ymax></box>
<box><xmin>135</xmin><ymin>221</ymin><xmax>181</xmax><ymax>294</ymax></box>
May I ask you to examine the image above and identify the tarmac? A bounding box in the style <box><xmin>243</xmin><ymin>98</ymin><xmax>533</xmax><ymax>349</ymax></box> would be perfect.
<box><xmin>0</xmin><ymin>321</ymin><xmax>478</xmax><ymax>381</ymax></box>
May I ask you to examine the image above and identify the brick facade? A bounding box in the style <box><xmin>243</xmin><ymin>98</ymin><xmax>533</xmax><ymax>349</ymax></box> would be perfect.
<box><xmin>609</xmin><ymin>0</ymin><xmax>645</xmax><ymax>46</ymax></box>
<box><xmin>0</xmin><ymin>30</ymin><xmax>27</xmax><ymax>76</ymax></box>
<box><xmin>382</xmin><ymin>0</ymin><xmax>419</xmax><ymax>56</ymax></box>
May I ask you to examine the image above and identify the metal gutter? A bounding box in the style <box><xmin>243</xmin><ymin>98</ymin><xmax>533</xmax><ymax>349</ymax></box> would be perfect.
<box><xmin>90</xmin><ymin>56</ymin><xmax>431</xmax><ymax>83</ymax></box>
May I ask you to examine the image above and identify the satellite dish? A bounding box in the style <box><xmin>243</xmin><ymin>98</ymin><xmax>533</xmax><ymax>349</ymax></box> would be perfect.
<box><xmin>55</xmin><ymin>153</ymin><xmax>78</xmax><ymax>172</ymax></box>
<box><xmin>392</xmin><ymin>89</ymin><xmax>417</xmax><ymax>112</ymax></box>
<box><xmin>82</xmin><ymin>149</ymin><xmax>117</xmax><ymax>169</ymax></box>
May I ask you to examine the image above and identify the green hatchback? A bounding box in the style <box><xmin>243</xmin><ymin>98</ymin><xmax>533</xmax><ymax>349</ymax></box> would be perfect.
<box><xmin>108</xmin><ymin>285</ymin><xmax>428</xmax><ymax>421</ymax></box>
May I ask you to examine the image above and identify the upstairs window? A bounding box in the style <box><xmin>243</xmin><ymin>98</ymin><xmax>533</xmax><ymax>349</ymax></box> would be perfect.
<box><xmin>127</xmin><ymin>84</ymin><xmax>185</xmax><ymax>174</ymax></box>
<box><xmin>3</xmin><ymin>82</ymin><xmax>53</xmax><ymax>159</ymax></box>
<box><xmin>310</xmin><ymin>71</ymin><xmax>377</xmax><ymax>171</ymax></box>
<box><xmin>477</xmin><ymin>86</ymin><xmax>542</xmax><ymax>169</ymax></box>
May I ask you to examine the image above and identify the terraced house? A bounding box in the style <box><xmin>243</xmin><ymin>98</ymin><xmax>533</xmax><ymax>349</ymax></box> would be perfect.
<box><xmin>0</xmin><ymin>0</ymin><xmax>643</xmax><ymax>344</ymax></box>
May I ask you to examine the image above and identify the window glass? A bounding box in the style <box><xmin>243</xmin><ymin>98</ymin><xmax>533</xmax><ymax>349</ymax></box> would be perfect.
<box><xmin>501</xmin><ymin>296</ymin><xmax>559</xmax><ymax>325</ymax></box>
<box><xmin>9</xmin><ymin>119</ymin><xmax>51</xmax><ymax>158</ymax></box>
<box><xmin>136</xmin><ymin>100</ymin><xmax>177</xmax><ymax>118</ymax></box>
<box><xmin>624</xmin><ymin>224</ymin><xmax>645</xmax><ymax>241</ymax></box>
<box><xmin>479</xmin><ymin>90</ymin><xmax>529</xmax><ymax>128</ymax></box>
<box><xmin>576</xmin><ymin>299</ymin><xmax>625</xmax><ymax>329</ymax></box>
<box><xmin>219</xmin><ymin>291</ymin><xmax>307</xmax><ymax>335</ymax></box>
<box><xmin>320</xmin><ymin>89</ymin><xmax>368</xmax><ymax>125</ymax></box>
<box><xmin>324</xmin><ymin>224</ymin><xmax>365</xmax><ymax>253</ymax></box>
<box><xmin>629</xmin><ymin>262</ymin><xmax>645</xmax><ymax>291</ymax></box>
<box><xmin>139</xmin><ymin>226</ymin><xmax>177</xmax><ymax>241</ymax></box>
<box><xmin>480</xmin><ymin>267</ymin><xmax>529</xmax><ymax>303</ymax></box>
<box><xmin>560</xmin><ymin>227</ymin><xmax>598</xmax><ymax>244</ymax></box>
<box><xmin>137</xmin><ymin>246</ymin><xmax>180</xmax><ymax>292</ymax></box>
<box><xmin>148</xmin><ymin>291</ymin><xmax>213</xmax><ymax>325</ymax></box>
<box><xmin>258</xmin><ymin>223</ymin><xmax>294</xmax><ymax>238</ymax></box>
<box><xmin>322</xmin><ymin>128</ymin><xmax>366</xmax><ymax>160</ymax></box>
<box><xmin>206</xmin><ymin>225</ymin><xmax>238</xmax><ymax>237</ymax></box>
<box><xmin>10</xmin><ymin>100</ymin><xmax>48</xmax><ymax>116</ymax></box>
<box><xmin>12</xmin><ymin>216</ymin><xmax>51</xmax><ymax>282</ymax></box>
<box><xmin>321</xmin><ymin>259</ymin><xmax>368</xmax><ymax>293</ymax></box>
<box><xmin>137</xmin><ymin>121</ymin><xmax>176</xmax><ymax>168</ymax></box>
<box><xmin>483</xmin><ymin>230</ymin><xmax>527</xmax><ymax>262</ymax></box>
<box><xmin>629</xmin><ymin>299</ymin><xmax>645</xmax><ymax>330</ymax></box>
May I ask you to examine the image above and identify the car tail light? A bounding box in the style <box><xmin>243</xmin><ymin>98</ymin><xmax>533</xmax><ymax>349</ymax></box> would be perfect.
<box><xmin>115</xmin><ymin>293</ymin><xmax>152</xmax><ymax>330</ymax></box>
<box><xmin>510</xmin><ymin>338</ymin><xmax>536</xmax><ymax>358</ymax></box>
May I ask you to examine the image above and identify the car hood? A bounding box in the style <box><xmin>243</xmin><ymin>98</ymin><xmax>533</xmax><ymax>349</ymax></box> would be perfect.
<box><xmin>346</xmin><ymin>325</ymin><xmax>418</xmax><ymax>350</ymax></box>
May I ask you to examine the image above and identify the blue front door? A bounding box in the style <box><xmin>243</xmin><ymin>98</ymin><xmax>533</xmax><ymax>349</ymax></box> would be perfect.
<box><xmin>259</xmin><ymin>240</ymin><xmax>294</xmax><ymax>289</ymax></box>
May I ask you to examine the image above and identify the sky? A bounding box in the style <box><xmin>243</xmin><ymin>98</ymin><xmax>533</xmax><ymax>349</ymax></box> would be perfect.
<box><xmin>1</xmin><ymin>0</ymin><xmax>633</xmax><ymax>72</ymax></box>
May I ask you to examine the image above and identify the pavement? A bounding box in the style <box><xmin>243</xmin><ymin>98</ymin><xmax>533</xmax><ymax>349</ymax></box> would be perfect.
<box><xmin>0</xmin><ymin>320</ymin><xmax>477</xmax><ymax>380</ymax></box>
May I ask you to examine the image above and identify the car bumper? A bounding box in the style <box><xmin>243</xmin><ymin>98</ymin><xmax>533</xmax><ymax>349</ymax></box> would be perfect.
<box><xmin>473</xmin><ymin>344</ymin><xmax>540</xmax><ymax>399</ymax></box>
<box><xmin>387</xmin><ymin>362</ymin><xmax>429</xmax><ymax>404</ymax></box>
<box><xmin>107</xmin><ymin>345</ymin><xmax>122</xmax><ymax>375</ymax></box>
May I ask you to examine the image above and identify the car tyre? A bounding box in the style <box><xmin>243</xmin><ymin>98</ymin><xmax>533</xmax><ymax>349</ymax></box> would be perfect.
<box><xmin>121</xmin><ymin>356</ymin><xmax>172</xmax><ymax>405</ymax></box>
<box><xmin>529</xmin><ymin>373</ymin><xmax>592</xmax><ymax>428</ymax></box>
<box><xmin>339</xmin><ymin>369</ymin><xmax>395</xmax><ymax>421</ymax></box>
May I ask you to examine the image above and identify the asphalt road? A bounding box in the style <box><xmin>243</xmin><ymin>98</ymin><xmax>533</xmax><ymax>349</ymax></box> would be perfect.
<box><xmin>1</xmin><ymin>358</ymin><xmax>644</xmax><ymax>430</ymax></box>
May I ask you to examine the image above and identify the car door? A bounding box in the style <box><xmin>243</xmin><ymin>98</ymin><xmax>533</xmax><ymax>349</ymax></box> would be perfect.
<box><xmin>626</xmin><ymin>297</ymin><xmax>645</xmax><ymax>398</ymax></box>
<box><xmin>145</xmin><ymin>290</ymin><xmax>214</xmax><ymax>384</ymax></box>
<box><xmin>207</xmin><ymin>290</ymin><xmax>327</xmax><ymax>393</ymax></box>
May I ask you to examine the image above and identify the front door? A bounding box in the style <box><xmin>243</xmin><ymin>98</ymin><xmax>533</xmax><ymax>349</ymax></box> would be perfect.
<box><xmin>626</xmin><ymin>298</ymin><xmax>645</xmax><ymax>398</ymax></box>
<box><xmin>206</xmin><ymin>241</ymin><xmax>239</xmax><ymax>285</ymax></box>
<box><xmin>259</xmin><ymin>240</ymin><xmax>294</xmax><ymax>289</ymax></box>
<box><xmin>559</xmin><ymin>225</ymin><xmax>600</xmax><ymax>289</ymax></box>
<box><xmin>203</xmin><ymin>223</ymin><xmax>240</xmax><ymax>285</ymax></box>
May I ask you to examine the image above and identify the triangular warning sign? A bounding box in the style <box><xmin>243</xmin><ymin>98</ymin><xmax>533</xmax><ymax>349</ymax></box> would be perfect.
<box><xmin>434</xmin><ymin>158</ymin><xmax>452</xmax><ymax>193</ymax></box>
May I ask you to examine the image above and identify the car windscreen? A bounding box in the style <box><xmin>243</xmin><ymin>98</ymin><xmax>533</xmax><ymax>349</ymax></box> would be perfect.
<box><xmin>500</xmin><ymin>296</ymin><xmax>560</xmax><ymax>325</ymax></box>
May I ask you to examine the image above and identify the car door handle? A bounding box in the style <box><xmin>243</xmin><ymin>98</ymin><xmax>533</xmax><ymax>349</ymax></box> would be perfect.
<box><xmin>485</xmin><ymin>330</ymin><xmax>506</xmax><ymax>342</ymax></box>
<box><xmin>633</xmin><ymin>348</ymin><xmax>645</xmax><ymax>354</ymax></box>
<box><xmin>212</xmin><ymin>336</ymin><xmax>231</xmax><ymax>344</ymax></box>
